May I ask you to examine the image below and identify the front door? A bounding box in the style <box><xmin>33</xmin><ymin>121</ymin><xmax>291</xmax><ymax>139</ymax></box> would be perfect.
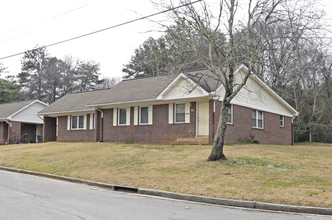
<box><xmin>197</xmin><ymin>102</ymin><xmax>209</xmax><ymax>136</ymax></box>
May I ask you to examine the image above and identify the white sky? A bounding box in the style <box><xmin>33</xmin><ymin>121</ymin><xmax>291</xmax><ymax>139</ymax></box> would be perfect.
<box><xmin>1</xmin><ymin>0</ymin><xmax>332</xmax><ymax>79</ymax></box>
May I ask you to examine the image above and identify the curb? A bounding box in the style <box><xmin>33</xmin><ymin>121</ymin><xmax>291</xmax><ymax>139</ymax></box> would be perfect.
<box><xmin>1</xmin><ymin>166</ymin><xmax>331</xmax><ymax>216</ymax></box>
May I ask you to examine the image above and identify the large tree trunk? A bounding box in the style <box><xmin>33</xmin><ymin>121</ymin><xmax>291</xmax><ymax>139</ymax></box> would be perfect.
<box><xmin>207</xmin><ymin>102</ymin><xmax>230</xmax><ymax>161</ymax></box>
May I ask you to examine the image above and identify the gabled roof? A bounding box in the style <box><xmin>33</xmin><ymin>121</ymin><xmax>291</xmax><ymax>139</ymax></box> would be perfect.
<box><xmin>0</xmin><ymin>100</ymin><xmax>48</xmax><ymax>120</ymax></box>
<box><xmin>156</xmin><ymin>73</ymin><xmax>209</xmax><ymax>100</ymax></box>
<box><xmin>39</xmin><ymin>66</ymin><xmax>298</xmax><ymax>117</ymax></box>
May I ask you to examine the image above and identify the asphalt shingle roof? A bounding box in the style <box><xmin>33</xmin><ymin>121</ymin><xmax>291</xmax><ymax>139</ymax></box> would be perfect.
<box><xmin>39</xmin><ymin>74</ymin><xmax>179</xmax><ymax>114</ymax></box>
<box><xmin>0</xmin><ymin>100</ymin><xmax>35</xmax><ymax>119</ymax></box>
<box><xmin>88</xmin><ymin>74</ymin><xmax>178</xmax><ymax>105</ymax></box>
<box><xmin>185</xmin><ymin>69</ymin><xmax>222</xmax><ymax>92</ymax></box>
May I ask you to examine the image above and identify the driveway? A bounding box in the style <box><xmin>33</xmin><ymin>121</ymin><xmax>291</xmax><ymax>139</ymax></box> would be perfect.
<box><xmin>0</xmin><ymin>170</ymin><xmax>330</xmax><ymax>219</ymax></box>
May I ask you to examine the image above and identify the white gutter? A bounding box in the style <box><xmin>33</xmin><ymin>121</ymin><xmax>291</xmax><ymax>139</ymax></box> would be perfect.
<box><xmin>38</xmin><ymin>108</ymin><xmax>95</xmax><ymax>116</ymax></box>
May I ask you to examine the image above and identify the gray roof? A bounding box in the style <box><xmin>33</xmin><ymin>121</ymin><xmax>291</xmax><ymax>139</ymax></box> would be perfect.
<box><xmin>38</xmin><ymin>89</ymin><xmax>106</xmax><ymax>114</ymax></box>
<box><xmin>185</xmin><ymin>70</ymin><xmax>222</xmax><ymax>92</ymax></box>
<box><xmin>88</xmin><ymin>74</ymin><xmax>178</xmax><ymax>105</ymax></box>
<box><xmin>0</xmin><ymin>100</ymin><xmax>36</xmax><ymax>119</ymax></box>
<box><xmin>39</xmin><ymin>74</ymin><xmax>179</xmax><ymax>114</ymax></box>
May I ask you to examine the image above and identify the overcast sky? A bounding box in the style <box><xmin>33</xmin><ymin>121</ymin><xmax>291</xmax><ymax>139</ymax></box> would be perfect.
<box><xmin>1</xmin><ymin>0</ymin><xmax>332</xmax><ymax>79</ymax></box>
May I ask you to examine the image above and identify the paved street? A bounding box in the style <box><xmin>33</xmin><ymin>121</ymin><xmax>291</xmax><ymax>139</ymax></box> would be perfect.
<box><xmin>0</xmin><ymin>170</ymin><xmax>330</xmax><ymax>220</ymax></box>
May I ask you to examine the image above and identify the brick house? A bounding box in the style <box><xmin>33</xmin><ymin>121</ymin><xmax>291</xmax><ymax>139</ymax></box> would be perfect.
<box><xmin>39</xmin><ymin>65</ymin><xmax>298</xmax><ymax>145</ymax></box>
<box><xmin>0</xmin><ymin>100</ymin><xmax>48</xmax><ymax>144</ymax></box>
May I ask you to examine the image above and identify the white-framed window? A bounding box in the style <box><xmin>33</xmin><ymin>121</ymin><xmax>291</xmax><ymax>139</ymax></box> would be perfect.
<box><xmin>252</xmin><ymin>110</ymin><xmax>264</xmax><ymax>129</ymax></box>
<box><xmin>118</xmin><ymin>108</ymin><xmax>127</xmax><ymax>125</ymax></box>
<box><xmin>175</xmin><ymin>103</ymin><xmax>185</xmax><ymax>123</ymax></box>
<box><xmin>140</xmin><ymin>106</ymin><xmax>149</xmax><ymax>124</ymax></box>
<box><xmin>280</xmin><ymin>115</ymin><xmax>285</xmax><ymax>127</ymax></box>
<box><xmin>226</xmin><ymin>105</ymin><xmax>233</xmax><ymax>124</ymax></box>
<box><xmin>71</xmin><ymin>115</ymin><xmax>84</xmax><ymax>129</ymax></box>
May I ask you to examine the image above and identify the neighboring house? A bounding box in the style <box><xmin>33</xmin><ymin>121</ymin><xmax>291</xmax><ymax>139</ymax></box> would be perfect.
<box><xmin>0</xmin><ymin>100</ymin><xmax>48</xmax><ymax>144</ymax></box>
<box><xmin>39</xmin><ymin>65</ymin><xmax>298</xmax><ymax>145</ymax></box>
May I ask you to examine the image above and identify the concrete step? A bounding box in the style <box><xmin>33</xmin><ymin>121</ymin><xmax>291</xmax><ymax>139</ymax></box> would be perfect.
<box><xmin>175</xmin><ymin>136</ymin><xmax>209</xmax><ymax>145</ymax></box>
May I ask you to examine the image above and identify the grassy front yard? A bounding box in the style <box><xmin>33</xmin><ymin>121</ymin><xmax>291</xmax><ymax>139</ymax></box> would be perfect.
<box><xmin>0</xmin><ymin>142</ymin><xmax>331</xmax><ymax>208</ymax></box>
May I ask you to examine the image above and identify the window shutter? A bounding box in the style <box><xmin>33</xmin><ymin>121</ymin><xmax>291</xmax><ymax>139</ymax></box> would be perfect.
<box><xmin>185</xmin><ymin>102</ymin><xmax>190</xmax><ymax>123</ymax></box>
<box><xmin>89</xmin><ymin>113</ymin><xmax>93</xmax><ymax>129</ymax></box>
<box><xmin>113</xmin><ymin>108</ymin><xmax>117</xmax><ymax>126</ymax></box>
<box><xmin>134</xmin><ymin>106</ymin><xmax>138</xmax><ymax>125</ymax></box>
<box><xmin>168</xmin><ymin>104</ymin><xmax>173</xmax><ymax>124</ymax></box>
<box><xmin>83</xmin><ymin>115</ymin><xmax>87</xmax><ymax>129</ymax></box>
<box><xmin>126</xmin><ymin>107</ymin><xmax>131</xmax><ymax>125</ymax></box>
<box><xmin>148</xmin><ymin>105</ymin><xmax>153</xmax><ymax>125</ymax></box>
<box><xmin>67</xmin><ymin>115</ymin><xmax>71</xmax><ymax>130</ymax></box>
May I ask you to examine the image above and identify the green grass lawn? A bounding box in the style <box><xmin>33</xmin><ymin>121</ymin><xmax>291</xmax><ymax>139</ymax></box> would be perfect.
<box><xmin>0</xmin><ymin>142</ymin><xmax>331</xmax><ymax>208</ymax></box>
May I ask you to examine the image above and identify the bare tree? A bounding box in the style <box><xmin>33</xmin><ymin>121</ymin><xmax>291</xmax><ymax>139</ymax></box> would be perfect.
<box><xmin>159</xmin><ymin>0</ymin><xmax>308</xmax><ymax>160</ymax></box>
<box><xmin>97</xmin><ymin>76</ymin><xmax>120</xmax><ymax>89</ymax></box>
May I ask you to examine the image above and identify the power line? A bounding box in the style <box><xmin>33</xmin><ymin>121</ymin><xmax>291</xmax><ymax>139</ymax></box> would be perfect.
<box><xmin>0</xmin><ymin>4</ymin><xmax>88</xmax><ymax>41</ymax></box>
<box><xmin>0</xmin><ymin>0</ymin><xmax>202</xmax><ymax>61</ymax></box>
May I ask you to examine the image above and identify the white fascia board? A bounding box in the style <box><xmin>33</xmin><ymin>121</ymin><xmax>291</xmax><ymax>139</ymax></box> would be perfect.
<box><xmin>8</xmin><ymin>100</ymin><xmax>49</xmax><ymax>119</ymax></box>
<box><xmin>156</xmin><ymin>73</ymin><xmax>209</xmax><ymax>100</ymax></box>
<box><xmin>38</xmin><ymin>109</ymin><xmax>95</xmax><ymax>117</ymax></box>
<box><xmin>250</xmin><ymin>74</ymin><xmax>299</xmax><ymax>116</ymax></box>
<box><xmin>161</xmin><ymin>94</ymin><xmax>212</xmax><ymax>102</ymax></box>
<box><xmin>9</xmin><ymin>119</ymin><xmax>43</xmax><ymax>124</ymax></box>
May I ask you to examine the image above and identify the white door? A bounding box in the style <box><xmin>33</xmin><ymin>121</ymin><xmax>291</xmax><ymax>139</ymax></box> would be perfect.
<box><xmin>197</xmin><ymin>102</ymin><xmax>209</xmax><ymax>136</ymax></box>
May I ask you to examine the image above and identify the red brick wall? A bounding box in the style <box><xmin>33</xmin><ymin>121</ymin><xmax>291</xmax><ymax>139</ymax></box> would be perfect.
<box><xmin>211</xmin><ymin>101</ymin><xmax>293</xmax><ymax>145</ymax></box>
<box><xmin>43</xmin><ymin>100</ymin><xmax>293</xmax><ymax>145</ymax></box>
<box><xmin>11</xmin><ymin>121</ymin><xmax>21</xmax><ymax>140</ymax></box>
<box><xmin>43</xmin><ymin>117</ymin><xmax>56</xmax><ymax>142</ymax></box>
<box><xmin>57</xmin><ymin>115</ymin><xmax>96</xmax><ymax>142</ymax></box>
<box><xmin>102</xmin><ymin>103</ymin><xmax>196</xmax><ymax>144</ymax></box>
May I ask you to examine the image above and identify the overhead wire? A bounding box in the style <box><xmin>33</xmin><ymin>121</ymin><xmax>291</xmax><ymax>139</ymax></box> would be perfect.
<box><xmin>0</xmin><ymin>0</ymin><xmax>202</xmax><ymax>61</ymax></box>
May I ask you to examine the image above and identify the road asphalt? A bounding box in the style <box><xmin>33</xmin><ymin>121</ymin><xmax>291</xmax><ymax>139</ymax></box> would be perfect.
<box><xmin>0</xmin><ymin>170</ymin><xmax>331</xmax><ymax>219</ymax></box>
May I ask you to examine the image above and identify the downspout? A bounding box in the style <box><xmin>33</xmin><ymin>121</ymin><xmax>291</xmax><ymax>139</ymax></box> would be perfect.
<box><xmin>291</xmin><ymin>117</ymin><xmax>295</xmax><ymax>146</ymax></box>
<box><xmin>212</xmin><ymin>100</ymin><xmax>216</xmax><ymax>144</ymax></box>
<box><xmin>4</xmin><ymin>119</ymin><xmax>12</xmax><ymax>144</ymax></box>
<box><xmin>95</xmin><ymin>108</ymin><xmax>104</xmax><ymax>142</ymax></box>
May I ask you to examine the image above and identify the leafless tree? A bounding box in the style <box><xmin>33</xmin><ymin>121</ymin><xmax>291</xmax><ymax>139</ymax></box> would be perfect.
<box><xmin>158</xmin><ymin>0</ymin><xmax>325</xmax><ymax>160</ymax></box>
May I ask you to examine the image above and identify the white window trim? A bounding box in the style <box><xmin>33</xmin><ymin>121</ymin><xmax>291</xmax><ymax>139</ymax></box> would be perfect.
<box><xmin>174</xmin><ymin>103</ymin><xmax>185</xmax><ymax>123</ymax></box>
<box><xmin>227</xmin><ymin>105</ymin><xmax>233</xmax><ymax>124</ymax></box>
<box><xmin>252</xmin><ymin>110</ymin><xmax>264</xmax><ymax>129</ymax></box>
<box><xmin>118</xmin><ymin>108</ymin><xmax>127</xmax><ymax>126</ymax></box>
<box><xmin>280</xmin><ymin>115</ymin><xmax>285</xmax><ymax>127</ymax></box>
<box><xmin>139</xmin><ymin>106</ymin><xmax>149</xmax><ymax>125</ymax></box>
<box><xmin>71</xmin><ymin>115</ymin><xmax>85</xmax><ymax>130</ymax></box>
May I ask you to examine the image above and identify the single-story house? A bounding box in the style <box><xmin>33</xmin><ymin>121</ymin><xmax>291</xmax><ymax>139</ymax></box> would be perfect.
<box><xmin>39</xmin><ymin>65</ymin><xmax>298</xmax><ymax>145</ymax></box>
<box><xmin>0</xmin><ymin>100</ymin><xmax>48</xmax><ymax>144</ymax></box>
